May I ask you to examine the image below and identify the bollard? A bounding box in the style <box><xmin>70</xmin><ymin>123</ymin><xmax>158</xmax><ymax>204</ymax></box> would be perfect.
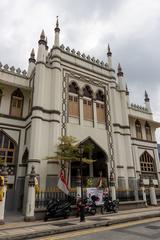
<box><xmin>24</xmin><ymin>166</ymin><xmax>36</xmax><ymax>221</ymax></box>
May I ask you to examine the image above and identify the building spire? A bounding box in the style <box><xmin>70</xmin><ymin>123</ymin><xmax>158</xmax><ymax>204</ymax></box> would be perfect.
<box><xmin>117</xmin><ymin>63</ymin><xmax>123</xmax><ymax>77</ymax></box>
<box><xmin>54</xmin><ymin>16</ymin><xmax>60</xmax><ymax>46</ymax></box>
<box><xmin>55</xmin><ymin>16</ymin><xmax>60</xmax><ymax>33</ymax></box>
<box><xmin>29</xmin><ymin>48</ymin><xmax>36</xmax><ymax>63</ymax></box>
<box><xmin>107</xmin><ymin>44</ymin><xmax>112</xmax><ymax>57</ymax></box>
<box><xmin>39</xmin><ymin>29</ymin><xmax>47</xmax><ymax>45</ymax></box>
<box><xmin>144</xmin><ymin>90</ymin><xmax>149</xmax><ymax>102</ymax></box>
<box><xmin>126</xmin><ymin>84</ymin><xmax>129</xmax><ymax>95</ymax></box>
<box><xmin>144</xmin><ymin>90</ymin><xmax>151</xmax><ymax>112</ymax></box>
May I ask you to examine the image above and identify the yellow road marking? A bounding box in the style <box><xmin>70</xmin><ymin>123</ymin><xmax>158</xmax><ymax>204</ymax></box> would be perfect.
<box><xmin>40</xmin><ymin>217</ymin><xmax>160</xmax><ymax>240</ymax></box>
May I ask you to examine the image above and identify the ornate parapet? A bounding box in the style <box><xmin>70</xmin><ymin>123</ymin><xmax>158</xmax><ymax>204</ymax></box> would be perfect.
<box><xmin>59</xmin><ymin>44</ymin><xmax>112</xmax><ymax>70</ymax></box>
<box><xmin>0</xmin><ymin>62</ymin><xmax>27</xmax><ymax>79</ymax></box>
<box><xmin>130</xmin><ymin>103</ymin><xmax>148</xmax><ymax>113</ymax></box>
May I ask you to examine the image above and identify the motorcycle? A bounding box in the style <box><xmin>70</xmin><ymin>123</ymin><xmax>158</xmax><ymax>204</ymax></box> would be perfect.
<box><xmin>101</xmin><ymin>195</ymin><xmax>119</xmax><ymax>214</ymax></box>
<box><xmin>76</xmin><ymin>195</ymin><xmax>98</xmax><ymax>216</ymax></box>
<box><xmin>44</xmin><ymin>195</ymin><xmax>73</xmax><ymax>221</ymax></box>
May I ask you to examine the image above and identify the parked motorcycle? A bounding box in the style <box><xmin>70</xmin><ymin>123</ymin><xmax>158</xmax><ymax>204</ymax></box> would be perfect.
<box><xmin>101</xmin><ymin>195</ymin><xmax>119</xmax><ymax>214</ymax></box>
<box><xmin>44</xmin><ymin>195</ymin><xmax>73</xmax><ymax>221</ymax></box>
<box><xmin>76</xmin><ymin>195</ymin><xmax>98</xmax><ymax>216</ymax></box>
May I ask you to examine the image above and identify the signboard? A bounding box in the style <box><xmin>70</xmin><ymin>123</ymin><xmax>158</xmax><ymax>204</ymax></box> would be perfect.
<box><xmin>86</xmin><ymin>188</ymin><xmax>104</xmax><ymax>206</ymax></box>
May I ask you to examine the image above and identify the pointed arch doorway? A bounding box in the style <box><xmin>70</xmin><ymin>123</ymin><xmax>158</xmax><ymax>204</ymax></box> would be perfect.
<box><xmin>71</xmin><ymin>137</ymin><xmax>108</xmax><ymax>187</ymax></box>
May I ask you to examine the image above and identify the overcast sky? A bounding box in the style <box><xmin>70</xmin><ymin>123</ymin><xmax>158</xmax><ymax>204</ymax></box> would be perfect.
<box><xmin>1</xmin><ymin>0</ymin><xmax>160</xmax><ymax>141</ymax></box>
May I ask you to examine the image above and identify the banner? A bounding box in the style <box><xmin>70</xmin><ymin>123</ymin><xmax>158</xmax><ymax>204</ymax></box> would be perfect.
<box><xmin>86</xmin><ymin>188</ymin><xmax>104</xmax><ymax>206</ymax></box>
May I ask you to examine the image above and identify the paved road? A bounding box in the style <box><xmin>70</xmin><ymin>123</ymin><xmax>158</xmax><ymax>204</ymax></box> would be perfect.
<box><xmin>36</xmin><ymin>217</ymin><xmax>160</xmax><ymax>240</ymax></box>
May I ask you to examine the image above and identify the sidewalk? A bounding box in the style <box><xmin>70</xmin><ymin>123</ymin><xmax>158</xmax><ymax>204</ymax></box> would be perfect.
<box><xmin>0</xmin><ymin>206</ymin><xmax>160</xmax><ymax>240</ymax></box>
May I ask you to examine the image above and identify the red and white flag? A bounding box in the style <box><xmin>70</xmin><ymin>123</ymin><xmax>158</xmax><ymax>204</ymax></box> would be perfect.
<box><xmin>57</xmin><ymin>170</ymin><xmax>69</xmax><ymax>195</ymax></box>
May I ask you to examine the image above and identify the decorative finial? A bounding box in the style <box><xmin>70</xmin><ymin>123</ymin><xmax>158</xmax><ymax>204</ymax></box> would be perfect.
<box><xmin>38</xmin><ymin>30</ymin><xmax>47</xmax><ymax>45</ymax></box>
<box><xmin>29</xmin><ymin>48</ymin><xmax>36</xmax><ymax>63</ymax></box>
<box><xmin>117</xmin><ymin>63</ymin><xmax>123</xmax><ymax>77</ymax></box>
<box><xmin>126</xmin><ymin>84</ymin><xmax>129</xmax><ymax>95</ymax></box>
<box><xmin>144</xmin><ymin>90</ymin><xmax>149</xmax><ymax>102</ymax></box>
<box><xmin>40</xmin><ymin>30</ymin><xmax>45</xmax><ymax>40</ymax></box>
<box><xmin>56</xmin><ymin>16</ymin><xmax>59</xmax><ymax>28</ymax></box>
<box><xmin>55</xmin><ymin>16</ymin><xmax>60</xmax><ymax>32</ymax></box>
<box><xmin>30</xmin><ymin>48</ymin><xmax>35</xmax><ymax>58</ymax></box>
<box><xmin>107</xmin><ymin>44</ymin><xmax>112</xmax><ymax>57</ymax></box>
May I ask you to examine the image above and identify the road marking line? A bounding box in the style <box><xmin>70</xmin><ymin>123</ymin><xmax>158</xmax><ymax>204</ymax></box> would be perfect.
<box><xmin>40</xmin><ymin>217</ymin><xmax>160</xmax><ymax>240</ymax></box>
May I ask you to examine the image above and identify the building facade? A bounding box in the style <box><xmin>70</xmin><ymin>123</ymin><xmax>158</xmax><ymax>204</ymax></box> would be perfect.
<box><xmin>0</xmin><ymin>20</ymin><xmax>160</xmax><ymax>211</ymax></box>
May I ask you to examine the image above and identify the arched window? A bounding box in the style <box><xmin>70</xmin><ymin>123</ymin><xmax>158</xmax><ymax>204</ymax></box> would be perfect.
<box><xmin>0</xmin><ymin>89</ymin><xmax>2</xmax><ymax>106</ymax></box>
<box><xmin>96</xmin><ymin>90</ymin><xmax>105</xmax><ymax>123</ymax></box>
<box><xmin>83</xmin><ymin>85</ymin><xmax>93</xmax><ymax>121</ymax></box>
<box><xmin>145</xmin><ymin>122</ymin><xmax>152</xmax><ymax>141</ymax></box>
<box><xmin>0</xmin><ymin>130</ymin><xmax>16</xmax><ymax>164</ymax></box>
<box><xmin>135</xmin><ymin>120</ymin><xmax>142</xmax><ymax>139</ymax></box>
<box><xmin>22</xmin><ymin>148</ymin><xmax>29</xmax><ymax>164</ymax></box>
<box><xmin>140</xmin><ymin>151</ymin><xmax>154</xmax><ymax>173</ymax></box>
<box><xmin>68</xmin><ymin>82</ymin><xmax>79</xmax><ymax>118</ymax></box>
<box><xmin>10</xmin><ymin>88</ymin><xmax>24</xmax><ymax>117</ymax></box>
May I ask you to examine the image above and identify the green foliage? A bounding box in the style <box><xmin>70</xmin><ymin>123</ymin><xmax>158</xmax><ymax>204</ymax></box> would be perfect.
<box><xmin>46</xmin><ymin>136</ymin><xmax>96</xmax><ymax>164</ymax></box>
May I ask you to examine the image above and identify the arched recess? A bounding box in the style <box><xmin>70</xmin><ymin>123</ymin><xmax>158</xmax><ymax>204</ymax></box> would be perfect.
<box><xmin>96</xmin><ymin>89</ymin><xmax>105</xmax><ymax>124</ymax></box>
<box><xmin>22</xmin><ymin>148</ymin><xmax>29</xmax><ymax>164</ymax></box>
<box><xmin>83</xmin><ymin>85</ymin><xmax>93</xmax><ymax>121</ymax></box>
<box><xmin>68</xmin><ymin>81</ymin><xmax>79</xmax><ymax>118</ymax></box>
<box><xmin>135</xmin><ymin>119</ymin><xmax>142</xmax><ymax>139</ymax></box>
<box><xmin>0</xmin><ymin>129</ymin><xmax>17</xmax><ymax>164</ymax></box>
<box><xmin>145</xmin><ymin>122</ymin><xmax>152</xmax><ymax>141</ymax></box>
<box><xmin>10</xmin><ymin>88</ymin><xmax>24</xmax><ymax>117</ymax></box>
<box><xmin>71</xmin><ymin>137</ymin><xmax>108</xmax><ymax>187</ymax></box>
<box><xmin>140</xmin><ymin>151</ymin><xmax>156</xmax><ymax>179</ymax></box>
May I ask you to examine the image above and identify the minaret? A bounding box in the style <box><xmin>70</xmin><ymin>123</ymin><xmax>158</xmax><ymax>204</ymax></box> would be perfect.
<box><xmin>54</xmin><ymin>16</ymin><xmax>60</xmax><ymax>47</ymax></box>
<box><xmin>117</xmin><ymin>63</ymin><xmax>125</xmax><ymax>91</ymax></box>
<box><xmin>27</xmin><ymin>48</ymin><xmax>36</xmax><ymax>77</ymax></box>
<box><xmin>37</xmin><ymin>30</ymin><xmax>47</xmax><ymax>62</ymax></box>
<box><xmin>107</xmin><ymin>44</ymin><xmax>112</xmax><ymax>68</ymax></box>
<box><xmin>144</xmin><ymin>90</ymin><xmax>151</xmax><ymax>113</ymax></box>
<box><xmin>126</xmin><ymin>84</ymin><xmax>130</xmax><ymax>106</ymax></box>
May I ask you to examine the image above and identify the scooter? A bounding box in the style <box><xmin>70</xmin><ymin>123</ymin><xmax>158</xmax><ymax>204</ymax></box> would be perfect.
<box><xmin>44</xmin><ymin>196</ymin><xmax>73</xmax><ymax>221</ymax></box>
<box><xmin>101</xmin><ymin>195</ymin><xmax>119</xmax><ymax>214</ymax></box>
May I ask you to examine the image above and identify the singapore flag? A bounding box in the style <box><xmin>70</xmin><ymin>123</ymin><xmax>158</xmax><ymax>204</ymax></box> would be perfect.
<box><xmin>57</xmin><ymin>170</ymin><xmax>69</xmax><ymax>195</ymax></box>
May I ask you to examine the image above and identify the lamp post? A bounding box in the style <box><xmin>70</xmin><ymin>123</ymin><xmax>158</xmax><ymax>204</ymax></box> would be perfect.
<box><xmin>79</xmin><ymin>144</ymin><xmax>85</xmax><ymax>222</ymax></box>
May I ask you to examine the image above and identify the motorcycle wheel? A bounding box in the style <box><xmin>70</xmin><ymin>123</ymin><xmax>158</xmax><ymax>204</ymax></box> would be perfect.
<box><xmin>90</xmin><ymin>208</ymin><xmax>96</xmax><ymax>215</ymax></box>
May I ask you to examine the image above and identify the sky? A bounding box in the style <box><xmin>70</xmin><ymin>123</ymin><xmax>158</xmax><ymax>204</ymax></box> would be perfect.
<box><xmin>0</xmin><ymin>0</ymin><xmax>160</xmax><ymax>141</ymax></box>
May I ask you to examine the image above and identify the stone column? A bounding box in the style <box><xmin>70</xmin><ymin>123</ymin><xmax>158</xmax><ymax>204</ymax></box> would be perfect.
<box><xmin>79</xmin><ymin>90</ymin><xmax>84</xmax><ymax>126</ymax></box>
<box><xmin>24</xmin><ymin>166</ymin><xmax>36</xmax><ymax>221</ymax></box>
<box><xmin>110</xmin><ymin>170</ymin><xmax>116</xmax><ymax>200</ymax></box>
<box><xmin>76</xmin><ymin>169</ymin><xmax>81</xmax><ymax>200</ymax></box>
<box><xmin>149</xmin><ymin>178</ymin><xmax>157</xmax><ymax>206</ymax></box>
<box><xmin>0</xmin><ymin>163</ymin><xmax>8</xmax><ymax>224</ymax></box>
<box><xmin>139</xmin><ymin>175</ymin><xmax>147</xmax><ymax>206</ymax></box>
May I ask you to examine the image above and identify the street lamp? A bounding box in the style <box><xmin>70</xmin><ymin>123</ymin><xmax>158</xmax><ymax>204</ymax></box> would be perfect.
<box><xmin>79</xmin><ymin>144</ymin><xmax>85</xmax><ymax>222</ymax></box>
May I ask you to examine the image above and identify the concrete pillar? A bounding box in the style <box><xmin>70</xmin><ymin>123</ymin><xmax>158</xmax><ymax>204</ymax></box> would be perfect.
<box><xmin>0</xmin><ymin>163</ymin><xmax>7</xmax><ymax>224</ymax></box>
<box><xmin>110</xmin><ymin>170</ymin><xmax>116</xmax><ymax>200</ymax></box>
<box><xmin>76</xmin><ymin>169</ymin><xmax>81</xmax><ymax>200</ymax></box>
<box><xmin>24</xmin><ymin>166</ymin><xmax>36</xmax><ymax>221</ymax></box>
<box><xmin>139</xmin><ymin>175</ymin><xmax>147</xmax><ymax>206</ymax></box>
<box><xmin>79</xmin><ymin>92</ymin><xmax>84</xmax><ymax>126</ymax></box>
<box><xmin>93</xmin><ymin>99</ymin><xmax>97</xmax><ymax>128</ymax></box>
<box><xmin>149</xmin><ymin>178</ymin><xmax>157</xmax><ymax>206</ymax></box>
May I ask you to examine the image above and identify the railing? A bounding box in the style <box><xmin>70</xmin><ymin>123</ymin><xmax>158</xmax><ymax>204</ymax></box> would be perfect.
<box><xmin>35</xmin><ymin>187</ymin><xmax>86</xmax><ymax>209</ymax></box>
